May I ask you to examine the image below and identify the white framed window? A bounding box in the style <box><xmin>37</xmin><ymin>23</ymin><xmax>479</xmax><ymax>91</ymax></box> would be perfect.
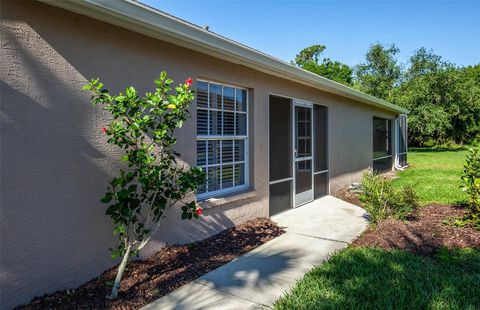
<box><xmin>196</xmin><ymin>80</ymin><xmax>249</xmax><ymax>199</ymax></box>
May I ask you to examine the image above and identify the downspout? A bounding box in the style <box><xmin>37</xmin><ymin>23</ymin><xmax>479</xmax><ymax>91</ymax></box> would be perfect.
<box><xmin>394</xmin><ymin>114</ymin><xmax>409</xmax><ymax>170</ymax></box>
<box><xmin>394</xmin><ymin>115</ymin><xmax>405</xmax><ymax>171</ymax></box>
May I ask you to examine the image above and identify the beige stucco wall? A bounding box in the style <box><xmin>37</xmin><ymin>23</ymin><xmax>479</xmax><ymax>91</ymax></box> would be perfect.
<box><xmin>0</xmin><ymin>1</ymin><xmax>397</xmax><ymax>308</ymax></box>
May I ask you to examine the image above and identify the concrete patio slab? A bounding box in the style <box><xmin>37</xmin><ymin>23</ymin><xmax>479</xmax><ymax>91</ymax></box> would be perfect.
<box><xmin>141</xmin><ymin>195</ymin><xmax>368</xmax><ymax>310</ymax></box>
<box><xmin>272</xmin><ymin>195</ymin><xmax>369</xmax><ymax>243</ymax></box>
<box><xmin>195</xmin><ymin>233</ymin><xmax>346</xmax><ymax>306</ymax></box>
<box><xmin>142</xmin><ymin>281</ymin><xmax>263</xmax><ymax>310</ymax></box>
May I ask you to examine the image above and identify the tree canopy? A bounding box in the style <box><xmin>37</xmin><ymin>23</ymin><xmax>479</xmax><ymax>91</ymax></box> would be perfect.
<box><xmin>293</xmin><ymin>45</ymin><xmax>353</xmax><ymax>86</ymax></box>
<box><xmin>293</xmin><ymin>44</ymin><xmax>480</xmax><ymax>146</ymax></box>
<box><xmin>354</xmin><ymin>43</ymin><xmax>401</xmax><ymax>102</ymax></box>
<box><xmin>395</xmin><ymin>49</ymin><xmax>480</xmax><ymax>146</ymax></box>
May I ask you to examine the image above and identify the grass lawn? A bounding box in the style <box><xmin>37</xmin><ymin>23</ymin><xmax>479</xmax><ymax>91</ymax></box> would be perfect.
<box><xmin>392</xmin><ymin>147</ymin><xmax>469</xmax><ymax>205</ymax></box>
<box><xmin>275</xmin><ymin>147</ymin><xmax>480</xmax><ymax>309</ymax></box>
<box><xmin>274</xmin><ymin>247</ymin><xmax>480</xmax><ymax>310</ymax></box>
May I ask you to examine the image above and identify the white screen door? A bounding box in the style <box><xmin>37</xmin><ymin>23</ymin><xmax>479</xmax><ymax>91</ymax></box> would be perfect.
<box><xmin>293</xmin><ymin>101</ymin><xmax>314</xmax><ymax>207</ymax></box>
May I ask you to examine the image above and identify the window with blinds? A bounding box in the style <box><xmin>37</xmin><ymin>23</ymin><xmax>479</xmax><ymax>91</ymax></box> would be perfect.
<box><xmin>196</xmin><ymin>80</ymin><xmax>248</xmax><ymax>199</ymax></box>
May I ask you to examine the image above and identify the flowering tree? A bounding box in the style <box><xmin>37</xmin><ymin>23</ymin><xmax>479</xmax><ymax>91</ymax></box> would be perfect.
<box><xmin>83</xmin><ymin>72</ymin><xmax>205</xmax><ymax>299</ymax></box>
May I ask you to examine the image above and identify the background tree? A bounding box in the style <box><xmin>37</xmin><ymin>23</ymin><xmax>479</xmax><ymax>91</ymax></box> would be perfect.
<box><xmin>455</xmin><ymin>64</ymin><xmax>480</xmax><ymax>144</ymax></box>
<box><xmin>293</xmin><ymin>44</ymin><xmax>353</xmax><ymax>86</ymax></box>
<box><xmin>83</xmin><ymin>73</ymin><xmax>205</xmax><ymax>299</ymax></box>
<box><xmin>354</xmin><ymin>43</ymin><xmax>401</xmax><ymax>101</ymax></box>
<box><xmin>394</xmin><ymin>48</ymin><xmax>452</xmax><ymax>145</ymax></box>
<box><xmin>405</xmin><ymin>47</ymin><xmax>444</xmax><ymax>78</ymax></box>
<box><xmin>293</xmin><ymin>43</ymin><xmax>480</xmax><ymax>147</ymax></box>
<box><xmin>395</xmin><ymin>49</ymin><xmax>480</xmax><ymax>146</ymax></box>
<box><xmin>294</xmin><ymin>44</ymin><xmax>326</xmax><ymax>65</ymax></box>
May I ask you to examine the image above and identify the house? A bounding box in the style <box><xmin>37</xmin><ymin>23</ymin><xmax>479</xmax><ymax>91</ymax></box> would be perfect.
<box><xmin>0</xmin><ymin>0</ymin><xmax>408</xmax><ymax>308</ymax></box>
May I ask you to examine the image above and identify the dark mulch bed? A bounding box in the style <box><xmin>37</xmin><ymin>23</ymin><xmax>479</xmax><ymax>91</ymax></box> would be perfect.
<box><xmin>332</xmin><ymin>187</ymin><xmax>361</xmax><ymax>206</ymax></box>
<box><xmin>17</xmin><ymin>218</ymin><xmax>285</xmax><ymax>310</ymax></box>
<box><xmin>352</xmin><ymin>204</ymin><xmax>480</xmax><ymax>256</ymax></box>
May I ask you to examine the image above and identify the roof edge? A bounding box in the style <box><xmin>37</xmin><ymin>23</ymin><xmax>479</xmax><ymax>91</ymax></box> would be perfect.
<box><xmin>37</xmin><ymin>0</ymin><xmax>409</xmax><ymax>114</ymax></box>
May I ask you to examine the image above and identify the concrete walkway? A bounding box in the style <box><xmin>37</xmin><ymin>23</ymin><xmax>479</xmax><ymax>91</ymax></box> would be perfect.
<box><xmin>142</xmin><ymin>195</ymin><xmax>368</xmax><ymax>310</ymax></box>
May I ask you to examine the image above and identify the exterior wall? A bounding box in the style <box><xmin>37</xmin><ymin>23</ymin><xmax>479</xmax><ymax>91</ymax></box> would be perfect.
<box><xmin>329</xmin><ymin>103</ymin><xmax>395</xmax><ymax>192</ymax></box>
<box><xmin>0</xmin><ymin>1</ymin><xmax>396</xmax><ymax>308</ymax></box>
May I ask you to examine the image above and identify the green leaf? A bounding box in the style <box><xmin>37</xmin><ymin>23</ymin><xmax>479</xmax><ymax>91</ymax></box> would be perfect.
<box><xmin>100</xmin><ymin>193</ymin><xmax>113</xmax><ymax>203</ymax></box>
<box><xmin>118</xmin><ymin>189</ymin><xmax>130</xmax><ymax>201</ymax></box>
<box><xmin>128</xmin><ymin>184</ymin><xmax>137</xmax><ymax>193</ymax></box>
<box><xmin>84</xmin><ymin>72</ymin><xmax>203</xmax><ymax>261</ymax></box>
<box><xmin>126</xmin><ymin>86</ymin><xmax>136</xmax><ymax>98</ymax></box>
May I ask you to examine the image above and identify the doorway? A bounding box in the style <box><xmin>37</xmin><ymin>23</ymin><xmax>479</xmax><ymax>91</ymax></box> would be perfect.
<box><xmin>269</xmin><ymin>95</ymin><xmax>328</xmax><ymax>215</ymax></box>
<box><xmin>293</xmin><ymin>101</ymin><xmax>313</xmax><ymax>207</ymax></box>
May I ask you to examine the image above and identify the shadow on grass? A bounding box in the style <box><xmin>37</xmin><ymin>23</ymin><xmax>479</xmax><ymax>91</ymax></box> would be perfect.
<box><xmin>274</xmin><ymin>247</ymin><xmax>480</xmax><ymax>310</ymax></box>
<box><xmin>451</xmin><ymin>201</ymin><xmax>469</xmax><ymax>208</ymax></box>
<box><xmin>409</xmin><ymin>146</ymin><xmax>471</xmax><ymax>153</ymax></box>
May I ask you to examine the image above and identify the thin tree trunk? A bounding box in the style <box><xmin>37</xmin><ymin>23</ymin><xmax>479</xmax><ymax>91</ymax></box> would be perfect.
<box><xmin>109</xmin><ymin>243</ymin><xmax>132</xmax><ymax>299</ymax></box>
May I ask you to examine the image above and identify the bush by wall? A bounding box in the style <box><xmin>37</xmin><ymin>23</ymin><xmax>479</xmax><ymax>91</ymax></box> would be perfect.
<box><xmin>358</xmin><ymin>170</ymin><xmax>420</xmax><ymax>224</ymax></box>
<box><xmin>460</xmin><ymin>148</ymin><xmax>480</xmax><ymax>228</ymax></box>
<box><xmin>83</xmin><ymin>72</ymin><xmax>205</xmax><ymax>299</ymax></box>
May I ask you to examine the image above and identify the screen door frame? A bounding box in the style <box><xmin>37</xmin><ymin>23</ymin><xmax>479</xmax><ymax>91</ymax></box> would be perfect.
<box><xmin>292</xmin><ymin>99</ymin><xmax>314</xmax><ymax>207</ymax></box>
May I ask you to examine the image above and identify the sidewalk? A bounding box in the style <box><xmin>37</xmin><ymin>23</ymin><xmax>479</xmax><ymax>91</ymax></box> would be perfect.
<box><xmin>142</xmin><ymin>195</ymin><xmax>368</xmax><ymax>309</ymax></box>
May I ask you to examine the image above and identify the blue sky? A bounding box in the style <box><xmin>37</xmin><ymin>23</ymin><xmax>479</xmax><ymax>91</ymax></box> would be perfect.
<box><xmin>142</xmin><ymin>0</ymin><xmax>480</xmax><ymax>67</ymax></box>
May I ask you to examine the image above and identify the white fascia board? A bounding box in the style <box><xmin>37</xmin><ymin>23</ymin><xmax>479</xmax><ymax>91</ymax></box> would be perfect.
<box><xmin>38</xmin><ymin>0</ymin><xmax>409</xmax><ymax>114</ymax></box>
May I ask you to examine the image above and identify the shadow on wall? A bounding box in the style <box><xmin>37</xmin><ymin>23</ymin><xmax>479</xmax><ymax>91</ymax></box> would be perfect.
<box><xmin>0</xmin><ymin>1</ymin><xmax>237</xmax><ymax>309</ymax></box>
<box><xmin>141</xmin><ymin>196</ymin><xmax>258</xmax><ymax>258</ymax></box>
<box><xmin>1</xmin><ymin>16</ymin><xmax>120</xmax><ymax>308</ymax></box>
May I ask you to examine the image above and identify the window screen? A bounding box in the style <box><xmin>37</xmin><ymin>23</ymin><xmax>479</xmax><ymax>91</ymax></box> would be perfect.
<box><xmin>314</xmin><ymin>105</ymin><xmax>328</xmax><ymax>197</ymax></box>
<box><xmin>269</xmin><ymin>95</ymin><xmax>293</xmax><ymax>215</ymax></box>
<box><xmin>314</xmin><ymin>105</ymin><xmax>328</xmax><ymax>172</ymax></box>
<box><xmin>373</xmin><ymin>117</ymin><xmax>392</xmax><ymax>171</ymax></box>
<box><xmin>197</xmin><ymin>81</ymin><xmax>248</xmax><ymax>198</ymax></box>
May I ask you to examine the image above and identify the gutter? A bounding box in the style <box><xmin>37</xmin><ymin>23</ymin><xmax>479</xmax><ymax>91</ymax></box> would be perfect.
<box><xmin>38</xmin><ymin>0</ymin><xmax>409</xmax><ymax>114</ymax></box>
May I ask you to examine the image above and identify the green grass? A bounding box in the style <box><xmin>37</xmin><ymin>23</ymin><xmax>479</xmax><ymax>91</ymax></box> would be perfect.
<box><xmin>274</xmin><ymin>247</ymin><xmax>480</xmax><ymax>310</ymax></box>
<box><xmin>275</xmin><ymin>147</ymin><xmax>479</xmax><ymax>309</ymax></box>
<box><xmin>392</xmin><ymin>147</ymin><xmax>469</xmax><ymax>205</ymax></box>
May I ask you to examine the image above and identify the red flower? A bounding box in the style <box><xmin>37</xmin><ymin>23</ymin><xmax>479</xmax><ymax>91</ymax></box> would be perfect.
<box><xmin>101</xmin><ymin>127</ymin><xmax>107</xmax><ymax>134</ymax></box>
<box><xmin>185</xmin><ymin>77</ymin><xmax>192</xmax><ymax>87</ymax></box>
<box><xmin>196</xmin><ymin>207</ymin><xmax>203</xmax><ymax>215</ymax></box>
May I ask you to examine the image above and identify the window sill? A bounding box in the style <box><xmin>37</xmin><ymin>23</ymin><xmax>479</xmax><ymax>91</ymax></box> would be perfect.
<box><xmin>199</xmin><ymin>189</ymin><xmax>257</xmax><ymax>210</ymax></box>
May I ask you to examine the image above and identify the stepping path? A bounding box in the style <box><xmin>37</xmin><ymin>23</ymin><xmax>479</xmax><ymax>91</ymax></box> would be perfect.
<box><xmin>142</xmin><ymin>195</ymin><xmax>368</xmax><ymax>310</ymax></box>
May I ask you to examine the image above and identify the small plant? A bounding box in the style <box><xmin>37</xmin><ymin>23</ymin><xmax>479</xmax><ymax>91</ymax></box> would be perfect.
<box><xmin>358</xmin><ymin>170</ymin><xmax>420</xmax><ymax>224</ymax></box>
<box><xmin>390</xmin><ymin>185</ymin><xmax>421</xmax><ymax>220</ymax></box>
<box><xmin>460</xmin><ymin>148</ymin><xmax>480</xmax><ymax>228</ymax></box>
<box><xmin>83</xmin><ymin>72</ymin><xmax>205</xmax><ymax>299</ymax></box>
<box><xmin>358</xmin><ymin>171</ymin><xmax>393</xmax><ymax>224</ymax></box>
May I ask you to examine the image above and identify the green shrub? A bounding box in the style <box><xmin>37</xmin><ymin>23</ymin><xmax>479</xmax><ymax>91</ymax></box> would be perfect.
<box><xmin>472</xmin><ymin>135</ymin><xmax>480</xmax><ymax>147</ymax></box>
<box><xmin>390</xmin><ymin>185</ymin><xmax>421</xmax><ymax>219</ymax></box>
<box><xmin>358</xmin><ymin>171</ymin><xmax>393</xmax><ymax>224</ymax></box>
<box><xmin>83</xmin><ymin>73</ymin><xmax>205</xmax><ymax>299</ymax></box>
<box><xmin>358</xmin><ymin>170</ymin><xmax>420</xmax><ymax>224</ymax></box>
<box><xmin>460</xmin><ymin>148</ymin><xmax>480</xmax><ymax>227</ymax></box>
